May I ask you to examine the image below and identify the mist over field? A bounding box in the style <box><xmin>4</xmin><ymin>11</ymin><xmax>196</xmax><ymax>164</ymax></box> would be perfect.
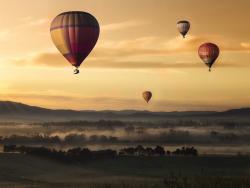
<box><xmin>0</xmin><ymin>104</ymin><xmax>250</xmax><ymax>187</ymax></box>
<box><xmin>0</xmin><ymin>102</ymin><xmax>250</xmax><ymax>155</ymax></box>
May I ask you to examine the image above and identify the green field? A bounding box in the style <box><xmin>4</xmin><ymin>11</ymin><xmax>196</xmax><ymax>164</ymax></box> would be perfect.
<box><xmin>0</xmin><ymin>153</ymin><xmax>250</xmax><ymax>188</ymax></box>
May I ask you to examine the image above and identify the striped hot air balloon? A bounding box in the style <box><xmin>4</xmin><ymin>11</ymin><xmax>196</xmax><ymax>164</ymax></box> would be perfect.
<box><xmin>177</xmin><ymin>20</ymin><xmax>190</xmax><ymax>38</ymax></box>
<box><xmin>143</xmin><ymin>91</ymin><xmax>152</xmax><ymax>103</ymax></box>
<box><xmin>50</xmin><ymin>11</ymin><xmax>100</xmax><ymax>74</ymax></box>
<box><xmin>198</xmin><ymin>43</ymin><xmax>220</xmax><ymax>72</ymax></box>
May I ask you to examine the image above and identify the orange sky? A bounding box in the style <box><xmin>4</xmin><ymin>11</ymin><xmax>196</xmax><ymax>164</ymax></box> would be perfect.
<box><xmin>0</xmin><ymin>0</ymin><xmax>250</xmax><ymax>111</ymax></box>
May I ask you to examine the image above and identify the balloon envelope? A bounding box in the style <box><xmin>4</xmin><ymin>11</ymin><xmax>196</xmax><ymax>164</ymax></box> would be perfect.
<box><xmin>143</xmin><ymin>91</ymin><xmax>152</xmax><ymax>103</ymax></box>
<box><xmin>198</xmin><ymin>43</ymin><xmax>220</xmax><ymax>71</ymax></box>
<box><xmin>177</xmin><ymin>20</ymin><xmax>190</xmax><ymax>38</ymax></box>
<box><xmin>50</xmin><ymin>11</ymin><xmax>100</xmax><ymax>68</ymax></box>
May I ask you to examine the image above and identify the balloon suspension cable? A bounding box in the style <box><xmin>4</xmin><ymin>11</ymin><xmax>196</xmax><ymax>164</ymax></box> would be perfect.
<box><xmin>74</xmin><ymin>67</ymin><xmax>80</xmax><ymax>74</ymax></box>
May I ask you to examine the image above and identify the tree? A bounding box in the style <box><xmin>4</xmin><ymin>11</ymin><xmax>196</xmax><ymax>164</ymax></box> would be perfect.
<box><xmin>154</xmin><ymin>145</ymin><xmax>165</xmax><ymax>156</ymax></box>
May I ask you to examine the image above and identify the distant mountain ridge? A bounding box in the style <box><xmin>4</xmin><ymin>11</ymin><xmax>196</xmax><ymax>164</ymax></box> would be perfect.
<box><xmin>0</xmin><ymin>101</ymin><xmax>249</xmax><ymax>122</ymax></box>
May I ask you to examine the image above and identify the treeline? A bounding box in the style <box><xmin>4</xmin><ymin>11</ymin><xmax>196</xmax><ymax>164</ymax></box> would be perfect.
<box><xmin>119</xmin><ymin>145</ymin><xmax>198</xmax><ymax>156</ymax></box>
<box><xmin>0</xmin><ymin>134</ymin><xmax>118</xmax><ymax>145</ymax></box>
<box><xmin>3</xmin><ymin>145</ymin><xmax>116</xmax><ymax>163</ymax></box>
<box><xmin>39</xmin><ymin>120</ymin><xmax>250</xmax><ymax>128</ymax></box>
<box><xmin>0</xmin><ymin>119</ymin><xmax>247</xmax><ymax>129</ymax></box>
<box><xmin>40</xmin><ymin>120</ymin><xmax>126</xmax><ymax>130</ymax></box>
<box><xmin>3</xmin><ymin>145</ymin><xmax>198</xmax><ymax>163</ymax></box>
<box><xmin>2</xmin><ymin>130</ymin><xmax>250</xmax><ymax>146</ymax></box>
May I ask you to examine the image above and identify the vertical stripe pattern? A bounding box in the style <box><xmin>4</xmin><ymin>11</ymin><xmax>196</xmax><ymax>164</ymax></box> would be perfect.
<box><xmin>198</xmin><ymin>43</ymin><xmax>220</xmax><ymax>68</ymax></box>
<box><xmin>50</xmin><ymin>11</ymin><xmax>100</xmax><ymax>67</ymax></box>
<box><xmin>177</xmin><ymin>20</ymin><xmax>190</xmax><ymax>38</ymax></box>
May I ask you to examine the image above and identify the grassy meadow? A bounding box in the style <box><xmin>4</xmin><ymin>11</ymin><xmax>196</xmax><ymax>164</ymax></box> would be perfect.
<box><xmin>0</xmin><ymin>153</ymin><xmax>250</xmax><ymax>188</ymax></box>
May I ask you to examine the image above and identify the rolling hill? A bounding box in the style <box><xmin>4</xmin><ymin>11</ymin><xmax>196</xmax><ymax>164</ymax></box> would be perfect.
<box><xmin>0</xmin><ymin>101</ymin><xmax>249</xmax><ymax>122</ymax></box>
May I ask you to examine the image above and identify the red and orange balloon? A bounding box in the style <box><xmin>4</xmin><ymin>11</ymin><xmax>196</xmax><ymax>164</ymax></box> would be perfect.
<box><xmin>143</xmin><ymin>91</ymin><xmax>152</xmax><ymax>103</ymax></box>
<box><xmin>198</xmin><ymin>43</ymin><xmax>220</xmax><ymax>72</ymax></box>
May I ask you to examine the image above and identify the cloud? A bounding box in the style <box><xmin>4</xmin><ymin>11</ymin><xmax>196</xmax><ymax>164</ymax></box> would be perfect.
<box><xmin>0</xmin><ymin>93</ymin><xmax>74</xmax><ymax>101</ymax></box>
<box><xmin>11</xmin><ymin>35</ymin><xmax>250</xmax><ymax>69</ymax></box>
<box><xmin>102</xmin><ymin>20</ymin><xmax>148</xmax><ymax>31</ymax></box>
<box><xmin>29</xmin><ymin>18</ymin><xmax>49</xmax><ymax>26</ymax></box>
<box><xmin>0</xmin><ymin>30</ymin><xmax>11</xmax><ymax>41</ymax></box>
<box><xmin>13</xmin><ymin>51</ymin><xmax>247</xmax><ymax>70</ymax></box>
<box><xmin>0</xmin><ymin>17</ymin><xmax>49</xmax><ymax>44</ymax></box>
<box><xmin>91</xmin><ymin>60</ymin><xmax>201</xmax><ymax>69</ymax></box>
<box><xmin>241</xmin><ymin>42</ymin><xmax>250</xmax><ymax>49</ymax></box>
<box><xmin>19</xmin><ymin>17</ymin><xmax>49</xmax><ymax>27</ymax></box>
<box><xmin>11</xmin><ymin>51</ymin><xmax>203</xmax><ymax>69</ymax></box>
<box><xmin>13</xmin><ymin>52</ymin><xmax>67</xmax><ymax>67</ymax></box>
<box><xmin>1</xmin><ymin>93</ymin><xmax>248</xmax><ymax>111</ymax></box>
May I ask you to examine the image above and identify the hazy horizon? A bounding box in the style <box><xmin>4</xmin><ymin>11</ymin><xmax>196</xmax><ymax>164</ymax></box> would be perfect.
<box><xmin>0</xmin><ymin>0</ymin><xmax>250</xmax><ymax>111</ymax></box>
<box><xmin>0</xmin><ymin>100</ymin><xmax>250</xmax><ymax>112</ymax></box>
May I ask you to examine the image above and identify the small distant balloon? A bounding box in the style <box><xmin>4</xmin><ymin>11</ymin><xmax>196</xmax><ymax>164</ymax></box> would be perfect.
<box><xmin>198</xmin><ymin>43</ymin><xmax>220</xmax><ymax>72</ymax></box>
<box><xmin>143</xmin><ymin>91</ymin><xmax>152</xmax><ymax>103</ymax></box>
<box><xmin>177</xmin><ymin>20</ymin><xmax>190</xmax><ymax>38</ymax></box>
<box><xmin>50</xmin><ymin>11</ymin><xmax>100</xmax><ymax>74</ymax></box>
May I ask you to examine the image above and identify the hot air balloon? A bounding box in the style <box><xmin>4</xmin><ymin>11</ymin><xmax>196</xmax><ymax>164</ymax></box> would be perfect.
<box><xmin>198</xmin><ymin>43</ymin><xmax>220</xmax><ymax>72</ymax></box>
<box><xmin>50</xmin><ymin>11</ymin><xmax>100</xmax><ymax>74</ymax></box>
<box><xmin>177</xmin><ymin>20</ymin><xmax>190</xmax><ymax>38</ymax></box>
<box><xmin>143</xmin><ymin>91</ymin><xmax>152</xmax><ymax>103</ymax></box>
